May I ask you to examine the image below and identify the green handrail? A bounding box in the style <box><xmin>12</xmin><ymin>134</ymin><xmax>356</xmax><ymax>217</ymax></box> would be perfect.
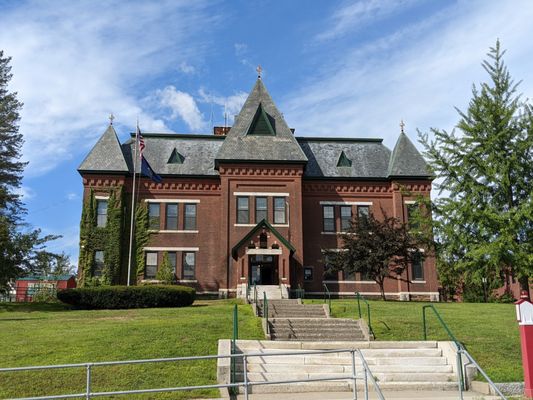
<box><xmin>231</xmin><ymin>304</ymin><xmax>238</xmax><ymax>390</ymax></box>
<box><xmin>253</xmin><ymin>283</ymin><xmax>257</xmax><ymax>305</ymax></box>
<box><xmin>355</xmin><ymin>292</ymin><xmax>374</xmax><ymax>338</ymax></box>
<box><xmin>263</xmin><ymin>292</ymin><xmax>269</xmax><ymax>335</ymax></box>
<box><xmin>422</xmin><ymin>304</ymin><xmax>465</xmax><ymax>390</ymax></box>
<box><xmin>295</xmin><ymin>284</ymin><xmax>305</xmax><ymax>301</ymax></box>
<box><xmin>323</xmin><ymin>283</ymin><xmax>331</xmax><ymax>309</ymax></box>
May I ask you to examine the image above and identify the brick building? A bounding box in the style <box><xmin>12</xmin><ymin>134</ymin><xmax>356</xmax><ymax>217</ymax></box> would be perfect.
<box><xmin>78</xmin><ymin>78</ymin><xmax>439</xmax><ymax>300</ymax></box>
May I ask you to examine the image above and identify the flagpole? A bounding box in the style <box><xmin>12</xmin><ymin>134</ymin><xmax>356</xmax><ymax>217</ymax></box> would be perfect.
<box><xmin>126</xmin><ymin>122</ymin><xmax>140</xmax><ymax>286</ymax></box>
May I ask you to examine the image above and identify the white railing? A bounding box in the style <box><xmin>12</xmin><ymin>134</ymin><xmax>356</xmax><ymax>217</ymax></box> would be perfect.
<box><xmin>0</xmin><ymin>348</ymin><xmax>385</xmax><ymax>400</ymax></box>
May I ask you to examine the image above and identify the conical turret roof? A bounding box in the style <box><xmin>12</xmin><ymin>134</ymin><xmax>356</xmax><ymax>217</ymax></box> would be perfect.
<box><xmin>78</xmin><ymin>125</ymin><xmax>128</xmax><ymax>173</ymax></box>
<box><xmin>215</xmin><ymin>78</ymin><xmax>307</xmax><ymax>165</ymax></box>
<box><xmin>388</xmin><ymin>132</ymin><xmax>430</xmax><ymax>177</ymax></box>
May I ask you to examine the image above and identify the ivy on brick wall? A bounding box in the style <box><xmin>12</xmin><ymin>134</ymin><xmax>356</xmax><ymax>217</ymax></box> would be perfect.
<box><xmin>78</xmin><ymin>187</ymin><xmax>124</xmax><ymax>287</ymax></box>
<box><xmin>134</xmin><ymin>202</ymin><xmax>149</xmax><ymax>282</ymax></box>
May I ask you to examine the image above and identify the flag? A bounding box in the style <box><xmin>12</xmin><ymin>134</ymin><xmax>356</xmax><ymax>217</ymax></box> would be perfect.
<box><xmin>141</xmin><ymin>155</ymin><xmax>162</xmax><ymax>183</ymax></box>
<box><xmin>139</xmin><ymin>133</ymin><xmax>145</xmax><ymax>154</ymax></box>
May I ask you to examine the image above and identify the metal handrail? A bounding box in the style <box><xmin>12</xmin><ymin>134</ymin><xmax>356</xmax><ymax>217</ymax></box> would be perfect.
<box><xmin>295</xmin><ymin>284</ymin><xmax>305</xmax><ymax>301</ymax></box>
<box><xmin>253</xmin><ymin>283</ymin><xmax>257</xmax><ymax>305</ymax></box>
<box><xmin>355</xmin><ymin>292</ymin><xmax>375</xmax><ymax>339</ymax></box>
<box><xmin>422</xmin><ymin>304</ymin><xmax>464</xmax><ymax>391</ymax></box>
<box><xmin>263</xmin><ymin>291</ymin><xmax>269</xmax><ymax>335</ymax></box>
<box><xmin>231</xmin><ymin>304</ymin><xmax>238</xmax><ymax>391</ymax></box>
<box><xmin>0</xmin><ymin>348</ymin><xmax>385</xmax><ymax>400</ymax></box>
<box><xmin>459</xmin><ymin>347</ymin><xmax>507</xmax><ymax>400</ymax></box>
<box><xmin>323</xmin><ymin>283</ymin><xmax>331</xmax><ymax>309</ymax></box>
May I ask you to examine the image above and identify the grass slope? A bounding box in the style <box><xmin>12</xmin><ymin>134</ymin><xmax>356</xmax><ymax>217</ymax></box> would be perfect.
<box><xmin>317</xmin><ymin>299</ymin><xmax>520</xmax><ymax>382</ymax></box>
<box><xmin>0</xmin><ymin>300</ymin><xmax>263</xmax><ymax>399</ymax></box>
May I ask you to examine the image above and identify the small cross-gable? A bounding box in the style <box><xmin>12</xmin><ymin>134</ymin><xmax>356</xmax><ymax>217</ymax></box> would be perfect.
<box><xmin>337</xmin><ymin>151</ymin><xmax>352</xmax><ymax>167</ymax></box>
<box><xmin>215</xmin><ymin>78</ymin><xmax>307</xmax><ymax>165</ymax></box>
<box><xmin>78</xmin><ymin>125</ymin><xmax>128</xmax><ymax>173</ymax></box>
<box><xmin>167</xmin><ymin>148</ymin><xmax>185</xmax><ymax>164</ymax></box>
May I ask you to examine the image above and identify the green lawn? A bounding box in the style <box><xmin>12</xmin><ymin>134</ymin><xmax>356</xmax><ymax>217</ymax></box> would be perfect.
<box><xmin>310</xmin><ymin>299</ymin><xmax>520</xmax><ymax>383</ymax></box>
<box><xmin>0</xmin><ymin>300</ymin><xmax>263</xmax><ymax>399</ymax></box>
<box><xmin>0</xmin><ymin>299</ymin><xmax>521</xmax><ymax>399</ymax></box>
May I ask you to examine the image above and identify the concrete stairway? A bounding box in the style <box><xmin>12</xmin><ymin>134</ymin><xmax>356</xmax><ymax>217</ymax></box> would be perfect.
<box><xmin>254</xmin><ymin>285</ymin><xmax>283</xmax><ymax>300</ymax></box>
<box><xmin>255</xmin><ymin>300</ymin><xmax>368</xmax><ymax>341</ymax></box>
<box><xmin>232</xmin><ymin>340</ymin><xmax>459</xmax><ymax>394</ymax></box>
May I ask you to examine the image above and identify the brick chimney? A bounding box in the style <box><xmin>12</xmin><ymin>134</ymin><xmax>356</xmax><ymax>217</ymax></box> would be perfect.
<box><xmin>213</xmin><ymin>126</ymin><xmax>231</xmax><ymax>136</ymax></box>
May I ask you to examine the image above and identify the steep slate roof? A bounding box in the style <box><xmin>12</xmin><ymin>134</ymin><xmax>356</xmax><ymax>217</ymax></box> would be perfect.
<box><xmin>78</xmin><ymin>125</ymin><xmax>129</xmax><ymax>173</ymax></box>
<box><xmin>123</xmin><ymin>134</ymin><xmax>224</xmax><ymax>176</ymax></box>
<box><xmin>297</xmin><ymin>138</ymin><xmax>392</xmax><ymax>179</ymax></box>
<box><xmin>388</xmin><ymin>132</ymin><xmax>431</xmax><ymax>177</ymax></box>
<box><xmin>215</xmin><ymin>78</ymin><xmax>308</xmax><ymax>164</ymax></box>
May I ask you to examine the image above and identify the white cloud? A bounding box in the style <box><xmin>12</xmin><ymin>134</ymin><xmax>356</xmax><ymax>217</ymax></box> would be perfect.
<box><xmin>159</xmin><ymin>86</ymin><xmax>205</xmax><ymax>131</ymax></box>
<box><xmin>198</xmin><ymin>89</ymin><xmax>247</xmax><ymax>124</ymax></box>
<box><xmin>284</xmin><ymin>0</ymin><xmax>533</xmax><ymax>151</ymax></box>
<box><xmin>66</xmin><ymin>193</ymin><xmax>78</xmax><ymax>201</ymax></box>
<box><xmin>234</xmin><ymin>43</ymin><xmax>248</xmax><ymax>56</ymax></box>
<box><xmin>316</xmin><ymin>0</ymin><xmax>421</xmax><ymax>42</ymax></box>
<box><xmin>0</xmin><ymin>0</ymin><xmax>214</xmax><ymax>176</ymax></box>
<box><xmin>14</xmin><ymin>186</ymin><xmax>35</xmax><ymax>200</ymax></box>
<box><xmin>178</xmin><ymin>62</ymin><xmax>196</xmax><ymax>74</ymax></box>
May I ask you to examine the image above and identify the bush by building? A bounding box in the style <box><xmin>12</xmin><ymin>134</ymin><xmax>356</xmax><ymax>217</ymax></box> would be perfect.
<box><xmin>57</xmin><ymin>285</ymin><xmax>195</xmax><ymax>309</ymax></box>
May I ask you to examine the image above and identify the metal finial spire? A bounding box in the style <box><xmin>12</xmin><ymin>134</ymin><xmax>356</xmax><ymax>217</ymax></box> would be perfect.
<box><xmin>400</xmin><ymin>119</ymin><xmax>405</xmax><ymax>134</ymax></box>
<box><xmin>109</xmin><ymin>113</ymin><xmax>115</xmax><ymax>125</ymax></box>
<box><xmin>256</xmin><ymin>65</ymin><xmax>263</xmax><ymax>79</ymax></box>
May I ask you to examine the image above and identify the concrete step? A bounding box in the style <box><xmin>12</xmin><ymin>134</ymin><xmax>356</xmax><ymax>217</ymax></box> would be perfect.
<box><xmin>239</xmin><ymin>372</ymin><xmax>456</xmax><ymax>383</ymax></box>
<box><xmin>234</xmin><ymin>390</ymin><xmax>500</xmax><ymax>399</ymax></box>
<box><xmin>245</xmin><ymin>355</ymin><xmax>448</xmax><ymax>366</ymax></box>
<box><xmin>240</xmin><ymin>364</ymin><xmax>453</xmax><ymax>373</ymax></box>
<box><xmin>235</xmin><ymin>340</ymin><xmax>438</xmax><ymax>350</ymax></box>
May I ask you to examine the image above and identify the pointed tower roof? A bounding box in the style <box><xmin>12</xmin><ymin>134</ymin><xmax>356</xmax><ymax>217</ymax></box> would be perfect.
<box><xmin>215</xmin><ymin>78</ymin><xmax>307</xmax><ymax>165</ymax></box>
<box><xmin>388</xmin><ymin>131</ymin><xmax>431</xmax><ymax>177</ymax></box>
<box><xmin>78</xmin><ymin>125</ymin><xmax>129</xmax><ymax>173</ymax></box>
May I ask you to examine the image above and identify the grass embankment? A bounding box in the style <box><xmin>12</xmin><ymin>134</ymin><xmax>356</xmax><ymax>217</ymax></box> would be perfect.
<box><xmin>0</xmin><ymin>300</ymin><xmax>263</xmax><ymax>399</ymax></box>
<box><xmin>311</xmin><ymin>299</ymin><xmax>520</xmax><ymax>383</ymax></box>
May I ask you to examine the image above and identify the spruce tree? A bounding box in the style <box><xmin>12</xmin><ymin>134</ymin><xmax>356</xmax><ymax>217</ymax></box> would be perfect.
<box><xmin>420</xmin><ymin>41</ymin><xmax>533</xmax><ymax>297</ymax></box>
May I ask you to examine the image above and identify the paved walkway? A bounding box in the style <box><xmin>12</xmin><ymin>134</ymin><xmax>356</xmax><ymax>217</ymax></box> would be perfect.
<box><xmin>231</xmin><ymin>390</ymin><xmax>500</xmax><ymax>399</ymax></box>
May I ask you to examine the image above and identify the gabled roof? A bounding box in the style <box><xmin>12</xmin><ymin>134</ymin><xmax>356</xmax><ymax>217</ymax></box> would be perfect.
<box><xmin>297</xmin><ymin>138</ymin><xmax>391</xmax><ymax>179</ymax></box>
<box><xmin>231</xmin><ymin>219</ymin><xmax>296</xmax><ymax>259</ymax></box>
<box><xmin>216</xmin><ymin>78</ymin><xmax>308</xmax><ymax>165</ymax></box>
<box><xmin>78</xmin><ymin>125</ymin><xmax>128</xmax><ymax>173</ymax></box>
<box><xmin>388</xmin><ymin>132</ymin><xmax>430</xmax><ymax>177</ymax></box>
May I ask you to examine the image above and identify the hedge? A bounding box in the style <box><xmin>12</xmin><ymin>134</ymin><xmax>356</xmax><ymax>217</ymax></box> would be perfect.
<box><xmin>57</xmin><ymin>285</ymin><xmax>195</xmax><ymax>309</ymax></box>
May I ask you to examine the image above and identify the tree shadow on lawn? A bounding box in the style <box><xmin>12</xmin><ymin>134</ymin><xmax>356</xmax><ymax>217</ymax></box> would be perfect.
<box><xmin>0</xmin><ymin>303</ymin><xmax>73</xmax><ymax>313</ymax></box>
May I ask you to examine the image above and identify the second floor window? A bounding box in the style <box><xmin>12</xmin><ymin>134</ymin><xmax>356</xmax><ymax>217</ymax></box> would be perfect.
<box><xmin>323</xmin><ymin>205</ymin><xmax>335</xmax><ymax>232</ymax></box>
<box><xmin>237</xmin><ymin>197</ymin><xmax>249</xmax><ymax>224</ymax></box>
<box><xmin>255</xmin><ymin>197</ymin><xmax>267</xmax><ymax>222</ymax></box>
<box><xmin>340</xmin><ymin>206</ymin><xmax>352</xmax><ymax>231</ymax></box>
<box><xmin>274</xmin><ymin>197</ymin><xmax>286</xmax><ymax>224</ymax></box>
<box><xmin>166</xmin><ymin>204</ymin><xmax>178</xmax><ymax>230</ymax></box>
<box><xmin>184</xmin><ymin>204</ymin><xmax>197</xmax><ymax>230</ymax></box>
<box><xmin>148</xmin><ymin>203</ymin><xmax>160</xmax><ymax>230</ymax></box>
<box><xmin>358</xmin><ymin>205</ymin><xmax>370</xmax><ymax>222</ymax></box>
<box><xmin>406</xmin><ymin>203</ymin><xmax>419</xmax><ymax>230</ymax></box>
<box><xmin>96</xmin><ymin>200</ymin><xmax>108</xmax><ymax>227</ymax></box>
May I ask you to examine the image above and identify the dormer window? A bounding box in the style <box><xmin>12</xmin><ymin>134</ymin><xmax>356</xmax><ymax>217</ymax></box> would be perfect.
<box><xmin>168</xmin><ymin>148</ymin><xmax>185</xmax><ymax>164</ymax></box>
<box><xmin>337</xmin><ymin>151</ymin><xmax>352</xmax><ymax>167</ymax></box>
<box><xmin>247</xmin><ymin>103</ymin><xmax>276</xmax><ymax>136</ymax></box>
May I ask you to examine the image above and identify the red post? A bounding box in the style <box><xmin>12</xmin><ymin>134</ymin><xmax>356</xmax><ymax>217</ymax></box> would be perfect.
<box><xmin>517</xmin><ymin>291</ymin><xmax>533</xmax><ymax>398</ymax></box>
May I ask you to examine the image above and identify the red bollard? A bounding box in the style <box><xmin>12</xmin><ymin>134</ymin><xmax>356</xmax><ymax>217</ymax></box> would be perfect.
<box><xmin>516</xmin><ymin>291</ymin><xmax>533</xmax><ymax>398</ymax></box>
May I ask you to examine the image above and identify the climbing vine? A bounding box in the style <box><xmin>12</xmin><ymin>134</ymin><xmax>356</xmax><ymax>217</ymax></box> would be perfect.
<box><xmin>78</xmin><ymin>187</ymin><xmax>124</xmax><ymax>287</ymax></box>
<box><xmin>134</xmin><ymin>202</ymin><xmax>150</xmax><ymax>282</ymax></box>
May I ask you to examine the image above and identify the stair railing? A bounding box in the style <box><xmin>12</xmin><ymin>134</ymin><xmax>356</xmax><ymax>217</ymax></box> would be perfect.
<box><xmin>230</xmin><ymin>304</ymin><xmax>238</xmax><ymax>393</ymax></box>
<box><xmin>263</xmin><ymin>292</ymin><xmax>269</xmax><ymax>335</ymax></box>
<box><xmin>295</xmin><ymin>284</ymin><xmax>305</xmax><ymax>301</ymax></box>
<box><xmin>323</xmin><ymin>283</ymin><xmax>331</xmax><ymax>309</ymax></box>
<box><xmin>253</xmin><ymin>283</ymin><xmax>257</xmax><ymax>304</ymax></box>
<box><xmin>355</xmin><ymin>292</ymin><xmax>375</xmax><ymax>339</ymax></box>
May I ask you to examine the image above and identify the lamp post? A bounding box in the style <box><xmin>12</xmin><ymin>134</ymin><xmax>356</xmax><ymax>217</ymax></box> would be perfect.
<box><xmin>481</xmin><ymin>277</ymin><xmax>488</xmax><ymax>303</ymax></box>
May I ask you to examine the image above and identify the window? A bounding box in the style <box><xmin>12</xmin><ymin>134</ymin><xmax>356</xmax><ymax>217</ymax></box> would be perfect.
<box><xmin>96</xmin><ymin>200</ymin><xmax>108</xmax><ymax>227</ymax></box>
<box><xmin>304</xmin><ymin>267</ymin><xmax>313</xmax><ymax>281</ymax></box>
<box><xmin>323</xmin><ymin>254</ymin><xmax>337</xmax><ymax>280</ymax></box>
<box><xmin>274</xmin><ymin>197</ymin><xmax>286</xmax><ymax>224</ymax></box>
<box><xmin>340</xmin><ymin>206</ymin><xmax>352</xmax><ymax>231</ymax></box>
<box><xmin>412</xmin><ymin>252</ymin><xmax>424</xmax><ymax>281</ymax></box>
<box><xmin>255</xmin><ymin>197</ymin><xmax>267</xmax><ymax>222</ymax></box>
<box><xmin>344</xmin><ymin>270</ymin><xmax>356</xmax><ymax>281</ymax></box>
<box><xmin>168</xmin><ymin>252</ymin><xmax>177</xmax><ymax>275</ymax></box>
<box><xmin>259</xmin><ymin>232</ymin><xmax>268</xmax><ymax>249</ymax></box>
<box><xmin>323</xmin><ymin>206</ymin><xmax>335</xmax><ymax>232</ymax></box>
<box><xmin>184</xmin><ymin>204</ymin><xmax>197</xmax><ymax>230</ymax></box>
<box><xmin>145</xmin><ymin>252</ymin><xmax>158</xmax><ymax>279</ymax></box>
<box><xmin>358</xmin><ymin>205</ymin><xmax>370</xmax><ymax>221</ymax></box>
<box><xmin>148</xmin><ymin>203</ymin><xmax>160</xmax><ymax>230</ymax></box>
<box><xmin>182</xmin><ymin>252</ymin><xmax>196</xmax><ymax>280</ymax></box>
<box><xmin>165</xmin><ymin>204</ymin><xmax>178</xmax><ymax>230</ymax></box>
<box><xmin>406</xmin><ymin>203</ymin><xmax>419</xmax><ymax>229</ymax></box>
<box><xmin>94</xmin><ymin>251</ymin><xmax>104</xmax><ymax>277</ymax></box>
<box><xmin>237</xmin><ymin>197</ymin><xmax>249</xmax><ymax>224</ymax></box>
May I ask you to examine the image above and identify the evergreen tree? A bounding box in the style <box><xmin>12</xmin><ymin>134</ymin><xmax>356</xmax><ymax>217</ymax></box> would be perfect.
<box><xmin>420</xmin><ymin>41</ymin><xmax>533</xmax><ymax>296</ymax></box>
<box><xmin>156</xmin><ymin>251</ymin><xmax>175</xmax><ymax>284</ymax></box>
<box><xmin>0</xmin><ymin>51</ymin><xmax>59</xmax><ymax>291</ymax></box>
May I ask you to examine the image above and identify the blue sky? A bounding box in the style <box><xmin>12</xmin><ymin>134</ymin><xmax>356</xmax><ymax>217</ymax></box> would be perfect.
<box><xmin>1</xmin><ymin>0</ymin><xmax>533</xmax><ymax>266</ymax></box>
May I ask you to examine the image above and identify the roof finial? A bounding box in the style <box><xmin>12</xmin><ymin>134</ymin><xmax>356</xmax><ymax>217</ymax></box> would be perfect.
<box><xmin>109</xmin><ymin>113</ymin><xmax>115</xmax><ymax>125</ymax></box>
<box><xmin>400</xmin><ymin>119</ymin><xmax>405</xmax><ymax>134</ymax></box>
<box><xmin>256</xmin><ymin>65</ymin><xmax>262</xmax><ymax>79</ymax></box>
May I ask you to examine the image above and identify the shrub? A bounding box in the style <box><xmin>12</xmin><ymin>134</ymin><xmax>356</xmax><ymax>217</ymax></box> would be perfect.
<box><xmin>57</xmin><ymin>285</ymin><xmax>195</xmax><ymax>309</ymax></box>
<box><xmin>156</xmin><ymin>252</ymin><xmax>176</xmax><ymax>284</ymax></box>
<box><xmin>32</xmin><ymin>288</ymin><xmax>59</xmax><ymax>303</ymax></box>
